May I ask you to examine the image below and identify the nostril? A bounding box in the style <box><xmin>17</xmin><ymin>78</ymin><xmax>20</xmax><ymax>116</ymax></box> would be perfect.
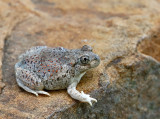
<box><xmin>94</xmin><ymin>55</ymin><xmax>100</xmax><ymax>61</ymax></box>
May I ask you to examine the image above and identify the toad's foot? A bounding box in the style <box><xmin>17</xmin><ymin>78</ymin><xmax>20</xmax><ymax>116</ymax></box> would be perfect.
<box><xmin>80</xmin><ymin>91</ymin><xmax>97</xmax><ymax>106</ymax></box>
<box><xmin>36</xmin><ymin>91</ymin><xmax>50</xmax><ymax>96</ymax></box>
<box><xmin>67</xmin><ymin>82</ymin><xmax>97</xmax><ymax>106</ymax></box>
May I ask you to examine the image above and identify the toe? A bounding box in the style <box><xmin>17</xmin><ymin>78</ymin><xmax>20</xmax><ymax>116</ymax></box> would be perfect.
<box><xmin>91</xmin><ymin>98</ymin><xmax>97</xmax><ymax>102</ymax></box>
<box><xmin>34</xmin><ymin>92</ymin><xmax>38</xmax><ymax>97</ymax></box>
<box><xmin>43</xmin><ymin>92</ymin><xmax>50</xmax><ymax>96</ymax></box>
<box><xmin>36</xmin><ymin>91</ymin><xmax>50</xmax><ymax>96</ymax></box>
<box><xmin>42</xmin><ymin>92</ymin><xmax>50</xmax><ymax>96</ymax></box>
<box><xmin>88</xmin><ymin>101</ymin><xmax>92</xmax><ymax>106</ymax></box>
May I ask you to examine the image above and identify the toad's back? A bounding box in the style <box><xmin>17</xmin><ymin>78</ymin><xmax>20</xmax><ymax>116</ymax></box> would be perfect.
<box><xmin>15</xmin><ymin>46</ymin><xmax>75</xmax><ymax>90</ymax></box>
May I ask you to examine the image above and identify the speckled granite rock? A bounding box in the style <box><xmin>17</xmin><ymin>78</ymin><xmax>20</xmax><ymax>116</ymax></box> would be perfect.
<box><xmin>0</xmin><ymin>0</ymin><xmax>160</xmax><ymax>118</ymax></box>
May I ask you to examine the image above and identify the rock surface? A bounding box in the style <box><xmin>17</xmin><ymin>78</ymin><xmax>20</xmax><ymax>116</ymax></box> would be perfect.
<box><xmin>0</xmin><ymin>0</ymin><xmax>160</xmax><ymax>118</ymax></box>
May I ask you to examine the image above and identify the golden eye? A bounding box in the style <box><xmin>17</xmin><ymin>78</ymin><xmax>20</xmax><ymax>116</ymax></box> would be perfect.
<box><xmin>80</xmin><ymin>55</ymin><xmax>90</xmax><ymax>64</ymax></box>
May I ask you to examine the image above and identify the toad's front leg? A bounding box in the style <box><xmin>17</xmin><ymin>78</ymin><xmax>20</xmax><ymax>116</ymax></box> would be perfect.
<box><xmin>67</xmin><ymin>82</ymin><xmax>97</xmax><ymax>106</ymax></box>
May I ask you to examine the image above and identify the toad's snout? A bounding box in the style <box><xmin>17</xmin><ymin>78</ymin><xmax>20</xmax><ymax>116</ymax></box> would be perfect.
<box><xmin>90</xmin><ymin>55</ymin><xmax>100</xmax><ymax>68</ymax></box>
<box><xmin>94</xmin><ymin>55</ymin><xmax>100</xmax><ymax>62</ymax></box>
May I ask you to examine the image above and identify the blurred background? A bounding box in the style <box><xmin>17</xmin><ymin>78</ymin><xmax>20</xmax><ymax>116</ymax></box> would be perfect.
<box><xmin>0</xmin><ymin>0</ymin><xmax>160</xmax><ymax>118</ymax></box>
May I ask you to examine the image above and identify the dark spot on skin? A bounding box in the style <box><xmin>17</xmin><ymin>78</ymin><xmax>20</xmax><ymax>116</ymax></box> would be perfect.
<box><xmin>62</xmin><ymin>74</ymin><xmax>66</xmax><ymax>78</ymax></box>
<box><xmin>66</xmin><ymin>70</ymin><xmax>69</xmax><ymax>73</ymax></box>
<box><xmin>45</xmin><ymin>81</ymin><xmax>48</xmax><ymax>85</ymax></box>
<box><xmin>26</xmin><ymin>59</ymin><xmax>29</xmax><ymax>63</ymax></box>
<box><xmin>57</xmin><ymin>77</ymin><xmax>60</xmax><ymax>81</ymax></box>
<box><xmin>36</xmin><ymin>81</ymin><xmax>38</xmax><ymax>85</ymax></box>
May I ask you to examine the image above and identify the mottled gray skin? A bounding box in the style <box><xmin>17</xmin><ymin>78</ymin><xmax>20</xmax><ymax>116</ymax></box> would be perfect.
<box><xmin>15</xmin><ymin>45</ymin><xmax>100</xmax><ymax>105</ymax></box>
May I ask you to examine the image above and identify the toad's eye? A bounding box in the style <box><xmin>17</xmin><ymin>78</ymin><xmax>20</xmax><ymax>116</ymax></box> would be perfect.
<box><xmin>80</xmin><ymin>55</ymin><xmax>90</xmax><ymax>64</ymax></box>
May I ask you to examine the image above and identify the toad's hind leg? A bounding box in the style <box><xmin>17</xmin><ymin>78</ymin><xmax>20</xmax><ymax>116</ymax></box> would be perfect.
<box><xmin>16</xmin><ymin>79</ymin><xmax>39</xmax><ymax>96</ymax></box>
<box><xmin>15</xmin><ymin>68</ymin><xmax>50</xmax><ymax>96</ymax></box>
